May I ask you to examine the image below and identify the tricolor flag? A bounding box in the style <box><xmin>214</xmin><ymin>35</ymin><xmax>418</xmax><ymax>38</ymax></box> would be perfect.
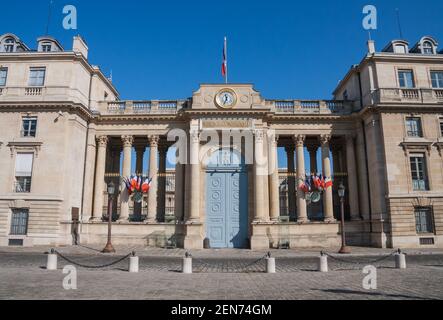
<box><xmin>324</xmin><ymin>176</ymin><xmax>333</xmax><ymax>189</ymax></box>
<box><xmin>142</xmin><ymin>177</ymin><xmax>153</xmax><ymax>193</ymax></box>
<box><xmin>221</xmin><ymin>37</ymin><xmax>228</xmax><ymax>83</ymax></box>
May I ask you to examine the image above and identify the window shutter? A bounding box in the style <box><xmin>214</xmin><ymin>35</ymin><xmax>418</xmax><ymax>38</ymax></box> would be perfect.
<box><xmin>15</xmin><ymin>153</ymin><xmax>34</xmax><ymax>177</ymax></box>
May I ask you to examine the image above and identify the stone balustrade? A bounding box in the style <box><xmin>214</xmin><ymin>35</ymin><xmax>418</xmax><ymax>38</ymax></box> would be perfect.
<box><xmin>103</xmin><ymin>100</ymin><xmax>186</xmax><ymax>115</ymax></box>
<box><xmin>373</xmin><ymin>88</ymin><xmax>443</xmax><ymax>104</ymax></box>
<box><xmin>272</xmin><ymin>100</ymin><xmax>353</xmax><ymax>114</ymax></box>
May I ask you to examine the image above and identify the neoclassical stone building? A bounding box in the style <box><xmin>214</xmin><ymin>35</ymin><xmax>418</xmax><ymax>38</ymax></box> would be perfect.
<box><xmin>1</xmin><ymin>33</ymin><xmax>443</xmax><ymax>249</ymax></box>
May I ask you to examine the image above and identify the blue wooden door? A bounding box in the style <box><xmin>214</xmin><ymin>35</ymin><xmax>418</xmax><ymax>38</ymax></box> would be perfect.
<box><xmin>206</xmin><ymin>149</ymin><xmax>248</xmax><ymax>248</ymax></box>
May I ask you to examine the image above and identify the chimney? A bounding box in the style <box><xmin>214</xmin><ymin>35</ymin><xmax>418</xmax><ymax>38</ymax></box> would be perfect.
<box><xmin>367</xmin><ymin>40</ymin><xmax>376</xmax><ymax>54</ymax></box>
<box><xmin>73</xmin><ymin>35</ymin><xmax>89</xmax><ymax>59</ymax></box>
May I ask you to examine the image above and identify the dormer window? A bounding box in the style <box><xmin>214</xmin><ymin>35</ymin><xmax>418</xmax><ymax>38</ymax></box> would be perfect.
<box><xmin>42</xmin><ymin>43</ymin><xmax>52</xmax><ymax>52</ymax></box>
<box><xmin>394</xmin><ymin>45</ymin><xmax>406</xmax><ymax>54</ymax></box>
<box><xmin>4</xmin><ymin>38</ymin><xmax>14</xmax><ymax>52</ymax></box>
<box><xmin>423</xmin><ymin>41</ymin><xmax>434</xmax><ymax>54</ymax></box>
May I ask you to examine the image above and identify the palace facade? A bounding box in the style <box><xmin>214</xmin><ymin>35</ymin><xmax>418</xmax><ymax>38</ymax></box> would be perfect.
<box><xmin>1</xmin><ymin>33</ymin><xmax>443</xmax><ymax>249</ymax></box>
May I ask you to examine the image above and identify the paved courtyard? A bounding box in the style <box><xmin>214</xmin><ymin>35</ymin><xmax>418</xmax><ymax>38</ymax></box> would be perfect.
<box><xmin>0</xmin><ymin>246</ymin><xmax>443</xmax><ymax>300</ymax></box>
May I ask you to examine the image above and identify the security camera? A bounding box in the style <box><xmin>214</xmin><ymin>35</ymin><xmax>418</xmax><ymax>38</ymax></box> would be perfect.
<box><xmin>58</xmin><ymin>111</ymin><xmax>64</xmax><ymax>117</ymax></box>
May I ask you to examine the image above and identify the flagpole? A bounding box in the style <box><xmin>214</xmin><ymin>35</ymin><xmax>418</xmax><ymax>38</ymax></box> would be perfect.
<box><xmin>224</xmin><ymin>36</ymin><xmax>228</xmax><ymax>84</ymax></box>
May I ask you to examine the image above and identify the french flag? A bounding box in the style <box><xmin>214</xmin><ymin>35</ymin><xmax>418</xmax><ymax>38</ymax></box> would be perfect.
<box><xmin>221</xmin><ymin>37</ymin><xmax>227</xmax><ymax>82</ymax></box>
<box><xmin>142</xmin><ymin>177</ymin><xmax>153</xmax><ymax>193</ymax></box>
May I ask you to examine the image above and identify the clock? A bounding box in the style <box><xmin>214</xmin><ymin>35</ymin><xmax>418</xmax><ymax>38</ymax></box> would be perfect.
<box><xmin>215</xmin><ymin>89</ymin><xmax>237</xmax><ymax>109</ymax></box>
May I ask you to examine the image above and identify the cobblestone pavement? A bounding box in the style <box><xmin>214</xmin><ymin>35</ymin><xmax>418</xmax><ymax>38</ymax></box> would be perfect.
<box><xmin>0</xmin><ymin>249</ymin><xmax>442</xmax><ymax>300</ymax></box>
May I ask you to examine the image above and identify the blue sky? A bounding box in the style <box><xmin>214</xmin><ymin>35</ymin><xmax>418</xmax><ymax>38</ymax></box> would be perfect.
<box><xmin>2</xmin><ymin>0</ymin><xmax>443</xmax><ymax>171</ymax></box>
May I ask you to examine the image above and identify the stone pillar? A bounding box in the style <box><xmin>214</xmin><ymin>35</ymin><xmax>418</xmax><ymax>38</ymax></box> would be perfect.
<box><xmin>356</xmin><ymin>126</ymin><xmax>370</xmax><ymax>220</ymax></box>
<box><xmin>174</xmin><ymin>162</ymin><xmax>185</xmax><ymax>222</ymax></box>
<box><xmin>254</xmin><ymin>130</ymin><xmax>267</xmax><ymax>222</ymax></box>
<box><xmin>307</xmin><ymin>145</ymin><xmax>318</xmax><ymax>174</ymax></box>
<box><xmin>346</xmin><ymin>135</ymin><xmax>361</xmax><ymax>220</ymax></box>
<box><xmin>134</xmin><ymin>145</ymin><xmax>145</xmax><ymax>219</ymax></box>
<box><xmin>285</xmin><ymin>145</ymin><xmax>296</xmax><ymax>221</ymax></box>
<box><xmin>321</xmin><ymin>135</ymin><xmax>335</xmax><ymax>223</ymax></box>
<box><xmin>82</xmin><ymin>126</ymin><xmax>97</xmax><ymax>222</ymax></box>
<box><xmin>188</xmin><ymin>131</ymin><xmax>200</xmax><ymax>222</ymax></box>
<box><xmin>268</xmin><ymin>133</ymin><xmax>280</xmax><ymax>221</ymax></box>
<box><xmin>158</xmin><ymin>144</ymin><xmax>168</xmax><ymax>222</ymax></box>
<box><xmin>119</xmin><ymin>135</ymin><xmax>133</xmax><ymax>222</ymax></box>
<box><xmin>146</xmin><ymin>135</ymin><xmax>159</xmax><ymax>223</ymax></box>
<box><xmin>295</xmin><ymin>135</ymin><xmax>309</xmax><ymax>223</ymax></box>
<box><xmin>91</xmin><ymin>135</ymin><xmax>107</xmax><ymax>221</ymax></box>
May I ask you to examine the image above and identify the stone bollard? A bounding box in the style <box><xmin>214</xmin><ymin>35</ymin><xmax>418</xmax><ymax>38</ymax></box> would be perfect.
<box><xmin>318</xmin><ymin>252</ymin><xmax>328</xmax><ymax>273</ymax></box>
<box><xmin>266</xmin><ymin>253</ymin><xmax>276</xmax><ymax>273</ymax></box>
<box><xmin>129</xmin><ymin>252</ymin><xmax>139</xmax><ymax>273</ymax></box>
<box><xmin>395</xmin><ymin>249</ymin><xmax>407</xmax><ymax>269</ymax></box>
<box><xmin>46</xmin><ymin>248</ymin><xmax>58</xmax><ymax>271</ymax></box>
<box><xmin>182</xmin><ymin>252</ymin><xmax>193</xmax><ymax>274</ymax></box>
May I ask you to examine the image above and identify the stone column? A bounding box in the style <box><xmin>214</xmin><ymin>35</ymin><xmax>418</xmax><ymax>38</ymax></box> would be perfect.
<box><xmin>268</xmin><ymin>133</ymin><xmax>280</xmax><ymax>221</ymax></box>
<box><xmin>134</xmin><ymin>145</ymin><xmax>145</xmax><ymax>219</ymax></box>
<box><xmin>188</xmin><ymin>131</ymin><xmax>200</xmax><ymax>222</ymax></box>
<box><xmin>174</xmin><ymin>162</ymin><xmax>185</xmax><ymax>222</ymax></box>
<box><xmin>295</xmin><ymin>135</ymin><xmax>309</xmax><ymax>223</ymax></box>
<box><xmin>119</xmin><ymin>135</ymin><xmax>133</xmax><ymax>222</ymax></box>
<box><xmin>158</xmin><ymin>144</ymin><xmax>168</xmax><ymax>222</ymax></box>
<box><xmin>307</xmin><ymin>144</ymin><xmax>318</xmax><ymax>174</ymax></box>
<box><xmin>146</xmin><ymin>135</ymin><xmax>159</xmax><ymax>223</ymax></box>
<box><xmin>321</xmin><ymin>135</ymin><xmax>335</xmax><ymax>223</ymax></box>
<box><xmin>254</xmin><ymin>130</ymin><xmax>267</xmax><ymax>222</ymax></box>
<box><xmin>285</xmin><ymin>145</ymin><xmax>296</xmax><ymax>221</ymax></box>
<box><xmin>82</xmin><ymin>126</ymin><xmax>97</xmax><ymax>222</ymax></box>
<box><xmin>91</xmin><ymin>135</ymin><xmax>107</xmax><ymax>221</ymax></box>
<box><xmin>356</xmin><ymin>125</ymin><xmax>371</xmax><ymax>220</ymax></box>
<box><xmin>346</xmin><ymin>135</ymin><xmax>361</xmax><ymax>220</ymax></box>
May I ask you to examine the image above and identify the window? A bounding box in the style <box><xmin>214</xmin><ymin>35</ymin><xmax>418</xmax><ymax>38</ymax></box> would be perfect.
<box><xmin>42</xmin><ymin>44</ymin><xmax>52</xmax><ymax>52</ymax></box>
<box><xmin>422</xmin><ymin>41</ymin><xmax>434</xmax><ymax>54</ymax></box>
<box><xmin>431</xmin><ymin>71</ymin><xmax>443</xmax><ymax>89</ymax></box>
<box><xmin>415</xmin><ymin>207</ymin><xmax>434</xmax><ymax>233</ymax></box>
<box><xmin>4</xmin><ymin>38</ymin><xmax>14</xmax><ymax>52</ymax></box>
<box><xmin>394</xmin><ymin>45</ymin><xmax>406</xmax><ymax>54</ymax></box>
<box><xmin>410</xmin><ymin>154</ymin><xmax>429</xmax><ymax>191</ymax></box>
<box><xmin>0</xmin><ymin>68</ymin><xmax>7</xmax><ymax>86</ymax></box>
<box><xmin>440</xmin><ymin>118</ymin><xmax>443</xmax><ymax>137</ymax></box>
<box><xmin>343</xmin><ymin>90</ymin><xmax>348</xmax><ymax>101</ymax></box>
<box><xmin>28</xmin><ymin>67</ymin><xmax>46</xmax><ymax>87</ymax></box>
<box><xmin>15</xmin><ymin>153</ymin><xmax>33</xmax><ymax>193</ymax></box>
<box><xmin>10</xmin><ymin>209</ymin><xmax>29</xmax><ymax>236</ymax></box>
<box><xmin>22</xmin><ymin>117</ymin><xmax>37</xmax><ymax>137</ymax></box>
<box><xmin>398</xmin><ymin>70</ymin><xmax>415</xmax><ymax>88</ymax></box>
<box><xmin>405</xmin><ymin>117</ymin><xmax>423</xmax><ymax>137</ymax></box>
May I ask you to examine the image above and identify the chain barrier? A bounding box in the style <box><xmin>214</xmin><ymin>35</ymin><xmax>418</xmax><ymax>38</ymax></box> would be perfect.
<box><xmin>190</xmin><ymin>253</ymin><xmax>270</xmax><ymax>273</ymax></box>
<box><xmin>322</xmin><ymin>250</ymin><xmax>399</xmax><ymax>271</ymax></box>
<box><xmin>54</xmin><ymin>250</ymin><xmax>132</xmax><ymax>269</ymax></box>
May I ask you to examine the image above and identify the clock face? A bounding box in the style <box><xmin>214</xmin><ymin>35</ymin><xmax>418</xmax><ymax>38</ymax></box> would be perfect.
<box><xmin>215</xmin><ymin>89</ymin><xmax>237</xmax><ymax>109</ymax></box>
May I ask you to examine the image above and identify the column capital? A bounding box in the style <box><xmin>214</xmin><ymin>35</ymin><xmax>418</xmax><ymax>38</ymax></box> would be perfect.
<box><xmin>268</xmin><ymin>132</ymin><xmax>279</xmax><ymax>146</ymax></box>
<box><xmin>293</xmin><ymin>135</ymin><xmax>305</xmax><ymax>147</ymax></box>
<box><xmin>306</xmin><ymin>144</ymin><xmax>318</xmax><ymax>153</ymax></box>
<box><xmin>121</xmin><ymin>135</ymin><xmax>134</xmax><ymax>147</ymax></box>
<box><xmin>148</xmin><ymin>135</ymin><xmax>159</xmax><ymax>147</ymax></box>
<box><xmin>96</xmin><ymin>135</ymin><xmax>108</xmax><ymax>147</ymax></box>
<box><xmin>285</xmin><ymin>145</ymin><xmax>295</xmax><ymax>154</ymax></box>
<box><xmin>190</xmin><ymin>131</ymin><xmax>200</xmax><ymax>143</ymax></box>
<box><xmin>320</xmin><ymin>134</ymin><xmax>332</xmax><ymax>146</ymax></box>
<box><xmin>254</xmin><ymin>129</ymin><xmax>265</xmax><ymax>142</ymax></box>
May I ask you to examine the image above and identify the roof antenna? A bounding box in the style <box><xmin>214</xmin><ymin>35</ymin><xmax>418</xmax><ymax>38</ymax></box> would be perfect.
<box><xmin>45</xmin><ymin>0</ymin><xmax>54</xmax><ymax>35</ymax></box>
<box><xmin>395</xmin><ymin>8</ymin><xmax>404</xmax><ymax>39</ymax></box>
<box><xmin>109</xmin><ymin>70</ymin><xmax>113</xmax><ymax>82</ymax></box>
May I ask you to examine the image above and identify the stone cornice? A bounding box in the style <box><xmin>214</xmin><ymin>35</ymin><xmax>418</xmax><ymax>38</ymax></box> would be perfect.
<box><xmin>0</xmin><ymin>101</ymin><xmax>94</xmax><ymax>120</ymax></box>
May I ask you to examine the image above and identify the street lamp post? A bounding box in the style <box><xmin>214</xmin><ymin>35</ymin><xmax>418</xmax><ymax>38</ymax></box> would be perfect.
<box><xmin>102</xmin><ymin>181</ymin><xmax>116</xmax><ymax>254</ymax></box>
<box><xmin>338</xmin><ymin>182</ymin><xmax>351</xmax><ymax>254</ymax></box>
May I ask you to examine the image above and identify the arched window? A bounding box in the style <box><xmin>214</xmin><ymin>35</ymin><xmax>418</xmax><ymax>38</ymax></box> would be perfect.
<box><xmin>422</xmin><ymin>41</ymin><xmax>434</xmax><ymax>54</ymax></box>
<box><xmin>4</xmin><ymin>38</ymin><xmax>15</xmax><ymax>52</ymax></box>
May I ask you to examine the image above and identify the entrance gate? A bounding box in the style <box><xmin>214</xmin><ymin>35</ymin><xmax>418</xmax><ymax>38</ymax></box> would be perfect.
<box><xmin>205</xmin><ymin>149</ymin><xmax>248</xmax><ymax>248</ymax></box>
